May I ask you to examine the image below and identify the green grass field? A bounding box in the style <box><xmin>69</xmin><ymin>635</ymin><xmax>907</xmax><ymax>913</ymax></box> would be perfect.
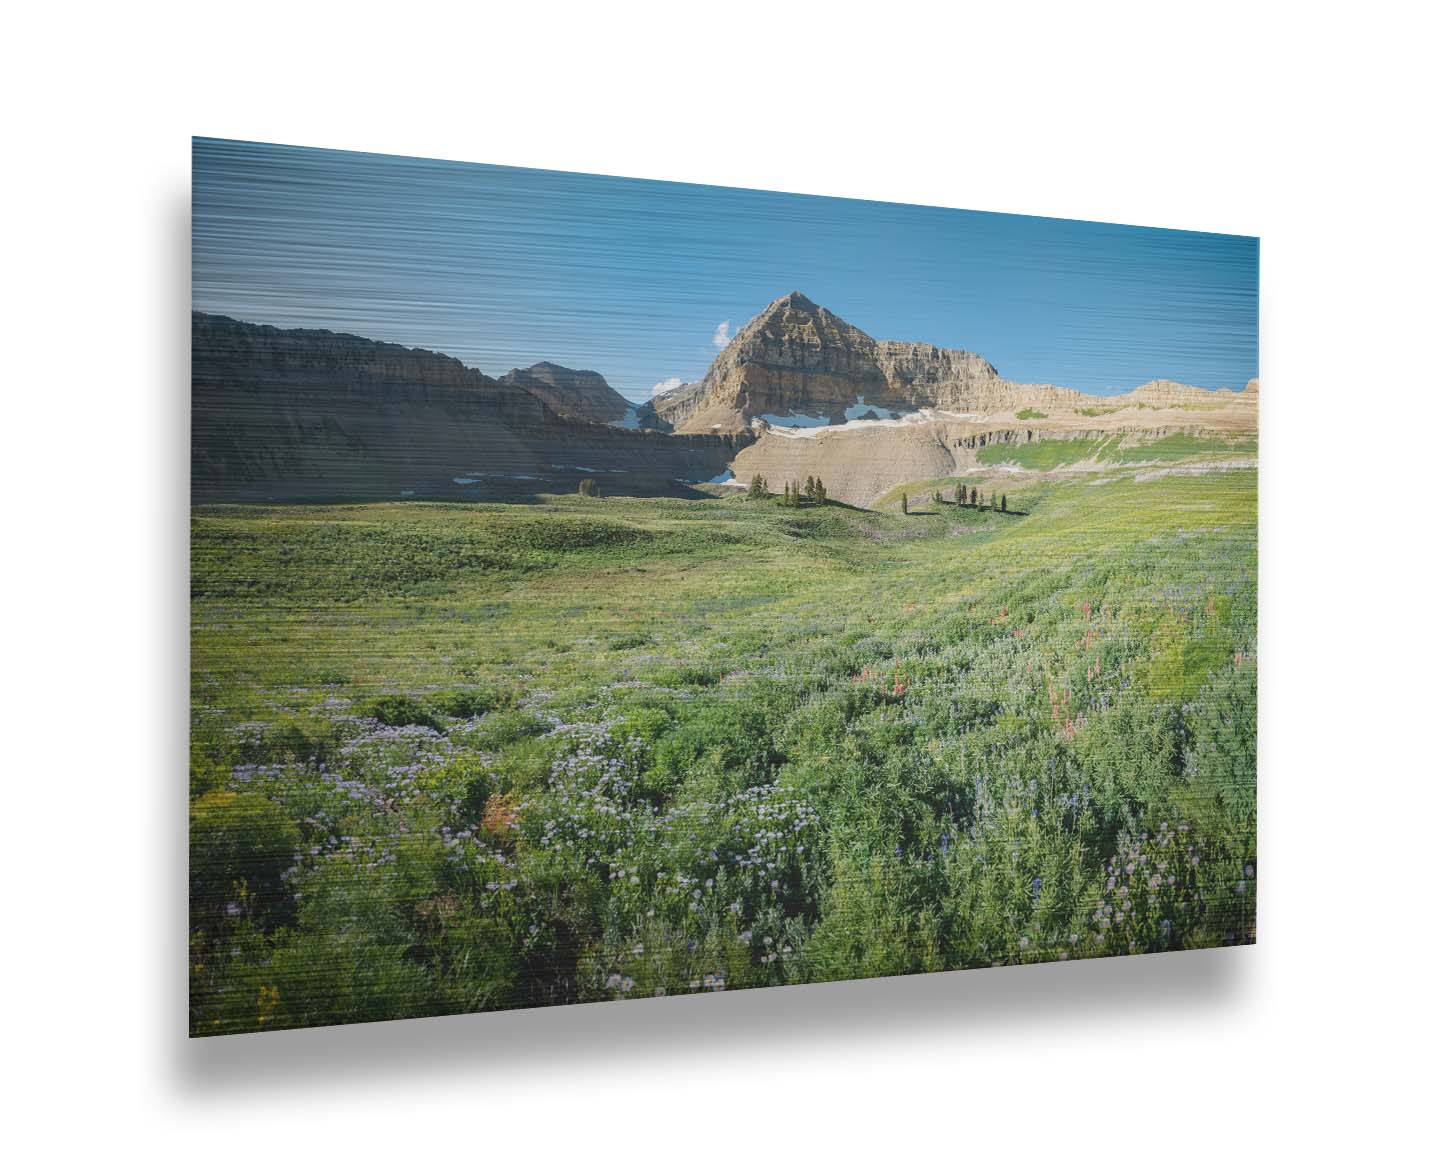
<box><xmin>976</xmin><ymin>436</ymin><xmax>1120</xmax><ymax>470</ymax></box>
<box><xmin>190</xmin><ymin>466</ymin><xmax>1257</xmax><ymax>1033</ymax></box>
<box><xmin>976</xmin><ymin>432</ymin><xmax>1256</xmax><ymax>471</ymax></box>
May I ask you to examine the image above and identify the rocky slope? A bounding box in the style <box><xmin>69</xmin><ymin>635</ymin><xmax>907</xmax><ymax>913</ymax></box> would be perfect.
<box><xmin>499</xmin><ymin>361</ymin><xmax>632</xmax><ymax>424</ymax></box>
<box><xmin>653</xmin><ymin>291</ymin><xmax>1256</xmax><ymax>434</ymax></box>
<box><xmin>648</xmin><ymin>291</ymin><xmax>1257</xmax><ymax>507</ymax></box>
<box><xmin>727</xmin><ymin>406</ymin><xmax>1257</xmax><ymax>509</ymax></box>
<box><xmin>192</xmin><ymin>313</ymin><xmax>749</xmax><ymax>502</ymax></box>
<box><xmin>654</xmin><ymin>291</ymin><xmax>1096</xmax><ymax>432</ymax></box>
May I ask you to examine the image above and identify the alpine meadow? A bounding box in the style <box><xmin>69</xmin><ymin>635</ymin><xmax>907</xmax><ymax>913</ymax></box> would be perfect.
<box><xmin>190</xmin><ymin>139</ymin><xmax>1258</xmax><ymax>1035</ymax></box>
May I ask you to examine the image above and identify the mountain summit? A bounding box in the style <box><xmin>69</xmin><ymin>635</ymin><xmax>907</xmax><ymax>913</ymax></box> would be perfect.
<box><xmin>654</xmin><ymin>292</ymin><xmax>1061</xmax><ymax>433</ymax></box>
<box><xmin>499</xmin><ymin>362</ymin><xmax>632</xmax><ymax>425</ymax></box>
<box><xmin>190</xmin><ymin>313</ymin><xmax>747</xmax><ymax>502</ymax></box>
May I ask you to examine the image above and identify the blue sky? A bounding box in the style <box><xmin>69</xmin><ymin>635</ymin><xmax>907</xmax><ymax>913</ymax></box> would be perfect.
<box><xmin>193</xmin><ymin>138</ymin><xmax>1258</xmax><ymax>404</ymax></box>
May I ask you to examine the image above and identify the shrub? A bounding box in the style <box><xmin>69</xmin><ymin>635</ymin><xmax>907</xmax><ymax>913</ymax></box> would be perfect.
<box><xmin>266</xmin><ymin>717</ymin><xmax>334</xmax><ymax>763</ymax></box>
<box><xmin>613</xmin><ymin>705</ymin><xmax>673</xmax><ymax>752</ymax></box>
<box><xmin>366</xmin><ymin>694</ymin><xmax>441</xmax><ymax>729</ymax></box>
<box><xmin>229</xmin><ymin>933</ymin><xmax>434</xmax><ymax>1033</ymax></box>
<box><xmin>427</xmin><ymin>686</ymin><xmax>501</xmax><ymax>719</ymax></box>
<box><xmin>231</xmin><ymin>714</ymin><xmax>334</xmax><ymax>766</ymax></box>
<box><xmin>471</xmin><ymin>708</ymin><xmax>549</xmax><ymax>751</ymax></box>
<box><xmin>418</xmin><ymin>752</ymin><xmax>495</xmax><ymax>823</ymax></box>
<box><xmin>654</xmin><ymin>696</ymin><xmax>782</xmax><ymax>796</ymax></box>
<box><xmin>492</xmin><ymin>735</ymin><xmax>553</xmax><ymax>793</ymax></box>
<box><xmin>1090</xmin><ymin>825</ymin><xmax>1208</xmax><ymax>954</ymax></box>
<box><xmin>190</xmin><ymin>791</ymin><xmax>300</xmax><ymax>921</ymax></box>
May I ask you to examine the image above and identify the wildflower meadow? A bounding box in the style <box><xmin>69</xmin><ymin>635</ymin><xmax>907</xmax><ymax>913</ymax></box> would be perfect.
<box><xmin>190</xmin><ymin>465</ymin><xmax>1256</xmax><ymax>1033</ymax></box>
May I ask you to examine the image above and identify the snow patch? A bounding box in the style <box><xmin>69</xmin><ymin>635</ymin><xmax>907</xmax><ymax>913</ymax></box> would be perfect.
<box><xmin>756</xmin><ymin>410</ymin><xmax>830</xmax><ymax>429</ymax></box>
<box><xmin>707</xmin><ymin>469</ymin><xmax>744</xmax><ymax>486</ymax></box>
<box><xmin>763</xmin><ymin>407</ymin><xmax>982</xmax><ymax>439</ymax></box>
<box><xmin>453</xmin><ymin>473</ymin><xmax>538</xmax><ymax>485</ymax></box>
<box><xmin>843</xmin><ymin>396</ymin><xmax>904</xmax><ymax>421</ymax></box>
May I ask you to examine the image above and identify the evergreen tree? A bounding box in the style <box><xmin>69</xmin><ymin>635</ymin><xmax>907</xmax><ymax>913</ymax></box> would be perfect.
<box><xmin>748</xmin><ymin>474</ymin><xmax>765</xmax><ymax>499</ymax></box>
<box><xmin>955</xmin><ymin>482</ymin><xmax>965</xmax><ymax>506</ymax></box>
<box><xmin>990</xmin><ymin>492</ymin><xmax>997</xmax><ymax>509</ymax></box>
<box><xmin>1001</xmin><ymin>494</ymin><xmax>1008</xmax><ymax>512</ymax></box>
<box><xmin>971</xmin><ymin>488</ymin><xmax>979</xmax><ymax>507</ymax></box>
<box><xmin>900</xmin><ymin>492</ymin><xmax>908</xmax><ymax>515</ymax></box>
<box><xmin>816</xmin><ymin>478</ymin><xmax>827</xmax><ymax>503</ymax></box>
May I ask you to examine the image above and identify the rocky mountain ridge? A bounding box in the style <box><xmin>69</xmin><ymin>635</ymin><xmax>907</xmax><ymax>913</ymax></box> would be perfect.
<box><xmin>730</xmin><ymin>407</ymin><xmax>1259</xmax><ymax>509</ymax></box>
<box><xmin>192</xmin><ymin>313</ymin><xmax>748</xmax><ymax>502</ymax></box>
<box><xmin>192</xmin><ymin>300</ymin><xmax>1256</xmax><ymax>509</ymax></box>
<box><xmin>499</xmin><ymin>361</ymin><xmax>632</xmax><ymax>425</ymax></box>
<box><xmin>654</xmin><ymin>291</ymin><xmax>1255</xmax><ymax>433</ymax></box>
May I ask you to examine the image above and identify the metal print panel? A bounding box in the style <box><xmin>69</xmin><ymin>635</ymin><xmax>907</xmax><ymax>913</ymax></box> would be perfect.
<box><xmin>190</xmin><ymin>138</ymin><xmax>1258</xmax><ymax>1035</ymax></box>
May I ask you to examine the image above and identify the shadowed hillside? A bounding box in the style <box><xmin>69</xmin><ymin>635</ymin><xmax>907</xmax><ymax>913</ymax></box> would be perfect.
<box><xmin>191</xmin><ymin>314</ymin><xmax>750</xmax><ymax>502</ymax></box>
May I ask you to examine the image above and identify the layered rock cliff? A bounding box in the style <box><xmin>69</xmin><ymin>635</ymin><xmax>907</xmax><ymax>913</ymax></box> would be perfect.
<box><xmin>192</xmin><ymin>313</ymin><xmax>749</xmax><ymax>503</ymax></box>
<box><xmin>652</xmin><ymin>291</ymin><xmax>1257</xmax><ymax>434</ymax></box>
<box><xmin>729</xmin><ymin>411</ymin><xmax>1258</xmax><ymax>509</ymax></box>
<box><xmin>1126</xmin><ymin>378</ymin><xmax>1258</xmax><ymax>408</ymax></box>
<box><xmin>499</xmin><ymin>361</ymin><xmax>632</xmax><ymax>424</ymax></box>
<box><xmin>654</xmin><ymin>291</ymin><xmax>1103</xmax><ymax>432</ymax></box>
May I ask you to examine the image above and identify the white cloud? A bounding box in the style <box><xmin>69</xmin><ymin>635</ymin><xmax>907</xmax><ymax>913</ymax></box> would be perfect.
<box><xmin>713</xmin><ymin>320</ymin><xmax>733</xmax><ymax>349</ymax></box>
<box><xmin>651</xmin><ymin>377</ymin><xmax>686</xmax><ymax>398</ymax></box>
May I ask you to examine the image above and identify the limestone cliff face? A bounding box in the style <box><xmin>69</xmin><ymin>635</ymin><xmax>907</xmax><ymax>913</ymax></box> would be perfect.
<box><xmin>655</xmin><ymin>292</ymin><xmax>890</xmax><ymax>431</ymax></box>
<box><xmin>730</xmin><ymin>415</ymin><xmax>1257</xmax><ymax>509</ymax></box>
<box><xmin>192</xmin><ymin>314</ymin><xmax>749</xmax><ymax>502</ymax></box>
<box><xmin>654</xmin><ymin>291</ymin><xmax>1103</xmax><ymax>432</ymax></box>
<box><xmin>193</xmin><ymin>312</ymin><xmax>549</xmax><ymax>419</ymax></box>
<box><xmin>872</xmin><ymin>341</ymin><xmax>1009</xmax><ymax>405</ymax></box>
<box><xmin>1126</xmin><ymin>378</ymin><xmax>1256</xmax><ymax>408</ymax></box>
<box><xmin>500</xmin><ymin>361</ymin><xmax>632</xmax><ymax>424</ymax></box>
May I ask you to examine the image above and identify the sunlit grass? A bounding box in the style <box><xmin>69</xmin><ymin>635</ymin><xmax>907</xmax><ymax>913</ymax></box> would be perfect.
<box><xmin>190</xmin><ymin>467</ymin><xmax>1257</xmax><ymax>1033</ymax></box>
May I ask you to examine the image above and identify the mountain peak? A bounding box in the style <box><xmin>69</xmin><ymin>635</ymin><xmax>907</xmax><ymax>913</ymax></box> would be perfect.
<box><xmin>764</xmin><ymin>289</ymin><xmax>818</xmax><ymax>313</ymax></box>
<box><xmin>501</xmin><ymin>361</ymin><xmax>630</xmax><ymax>423</ymax></box>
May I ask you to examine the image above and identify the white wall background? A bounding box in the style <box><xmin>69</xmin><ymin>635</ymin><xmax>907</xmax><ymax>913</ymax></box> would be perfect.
<box><xmin>6</xmin><ymin>2</ymin><xmax>1436</xmax><ymax>1146</ymax></box>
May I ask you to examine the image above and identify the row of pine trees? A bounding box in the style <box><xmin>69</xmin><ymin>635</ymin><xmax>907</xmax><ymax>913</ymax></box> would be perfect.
<box><xmin>745</xmin><ymin>473</ymin><xmax>1010</xmax><ymax>516</ymax></box>
<box><xmin>747</xmin><ymin>474</ymin><xmax>828</xmax><ymax>505</ymax></box>
<box><xmin>901</xmin><ymin>483</ymin><xmax>1007</xmax><ymax>514</ymax></box>
<box><xmin>783</xmin><ymin>475</ymin><xmax>827</xmax><ymax>505</ymax></box>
